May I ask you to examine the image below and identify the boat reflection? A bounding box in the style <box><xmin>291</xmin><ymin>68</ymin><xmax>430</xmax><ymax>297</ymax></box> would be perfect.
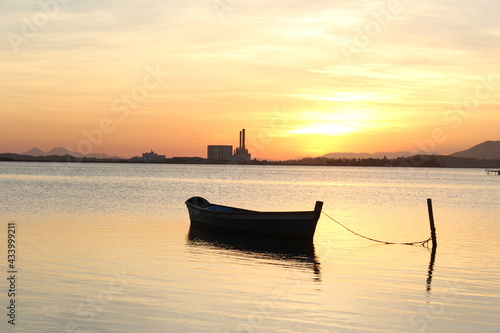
<box><xmin>187</xmin><ymin>225</ymin><xmax>321</xmax><ymax>281</ymax></box>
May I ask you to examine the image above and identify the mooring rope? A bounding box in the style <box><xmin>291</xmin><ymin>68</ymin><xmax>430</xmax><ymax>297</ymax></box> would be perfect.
<box><xmin>321</xmin><ymin>211</ymin><xmax>432</xmax><ymax>246</ymax></box>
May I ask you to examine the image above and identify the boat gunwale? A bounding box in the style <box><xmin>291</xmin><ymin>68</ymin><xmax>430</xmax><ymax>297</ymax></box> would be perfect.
<box><xmin>185</xmin><ymin>201</ymin><xmax>318</xmax><ymax>218</ymax></box>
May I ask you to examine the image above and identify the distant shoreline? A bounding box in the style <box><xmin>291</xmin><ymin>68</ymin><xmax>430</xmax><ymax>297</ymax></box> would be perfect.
<box><xmin>1</xmin><ymin>153</ymin><xmax>500</xmax><ymax>168</ymax></box>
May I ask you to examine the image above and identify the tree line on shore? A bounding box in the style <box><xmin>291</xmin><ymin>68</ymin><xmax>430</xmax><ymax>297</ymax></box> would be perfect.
<box><xmin>1</xmin><ymin>152</ymin><xmax>499</xmax><ymax>168</ymax></box>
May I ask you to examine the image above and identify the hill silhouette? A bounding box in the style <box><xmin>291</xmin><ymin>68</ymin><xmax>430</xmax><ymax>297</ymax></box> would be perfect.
<box><xmin>450</xmin><ymin>141</ymin><xmax>500</xmax><ymax>159</ymax></box>
<box><xmin>23</xmin><ymin>147</ymin><xmax>46</xmax><ymax>156</ymax></box>
<box><xmin>21</xmin><ymin>147</ymin><xmax>122</xmax><ymax>159</ymax></box>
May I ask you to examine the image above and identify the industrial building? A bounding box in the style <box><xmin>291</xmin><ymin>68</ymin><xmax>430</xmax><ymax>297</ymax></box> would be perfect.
<box><xmin>232</xmin><ymin>129</ymin><xmax>251</xmax><ymax>161</ymax></box>
<box><xmin>207</xmin><ymin>129</ymin><xmax>251</xmax><ymax>161</ymax></box>
<box><xmin>207</xmin><ymin>145</ymin><xmax>233</xmax><ymax>161</ymax></box>
<box><xmin>142</xmin><ymin>150</ymin><xmax>166</xmax><ymax>162</ymax></box>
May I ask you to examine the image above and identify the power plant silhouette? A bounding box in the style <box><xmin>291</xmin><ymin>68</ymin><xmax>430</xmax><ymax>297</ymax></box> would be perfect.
<box><xmin>207</xmin><ymin>129</ymin><xmax>251</xmax><ymax>161</ymax></box>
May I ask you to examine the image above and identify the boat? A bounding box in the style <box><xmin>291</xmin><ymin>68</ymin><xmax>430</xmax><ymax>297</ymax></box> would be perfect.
<box><xmin>185</xmin><ymin>197</ymin><xmax>323</xmax><ymax>240</ymax></box>
<box><xmin>485</xmin><ymin>169</ymin><xmax>500</xmax><ymax>175</ymax></box>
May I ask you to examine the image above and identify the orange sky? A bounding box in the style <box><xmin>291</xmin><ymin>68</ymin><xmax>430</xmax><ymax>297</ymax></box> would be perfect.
<box><xmin>1</xmin><ymin>0</ymin><xmax>499</xmax><ymax>160</ymax></box>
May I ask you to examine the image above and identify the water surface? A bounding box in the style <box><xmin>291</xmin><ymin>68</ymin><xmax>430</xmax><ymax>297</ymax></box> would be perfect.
<box><xmin>0</xmin><ymin>162</ymin><xmax>498</xmax><ymax>332</ymax></box>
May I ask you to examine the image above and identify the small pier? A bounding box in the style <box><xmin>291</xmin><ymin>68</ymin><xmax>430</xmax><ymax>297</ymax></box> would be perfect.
<box><xmin>485</xmin><ymin>169</ymin><xmax>500</xmax><ymax>175</ymax></box>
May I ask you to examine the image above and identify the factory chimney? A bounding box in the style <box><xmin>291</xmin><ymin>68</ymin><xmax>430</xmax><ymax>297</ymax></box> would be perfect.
<box><xmin>233</xmin><ymin>129</ymin><xmax>251</xmax><ymax>161</ymax></box>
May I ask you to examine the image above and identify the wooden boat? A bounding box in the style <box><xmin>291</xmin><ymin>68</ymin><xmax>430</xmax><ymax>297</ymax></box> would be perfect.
<box><xmin>185</xmin><ymin>197</ymin><xmax>323</xmax><ymax>240</ymax></box>
<box><xmin>485</xmin><ymin>169</ymin><xmax>500</xmax><ymax>175</ymax></box>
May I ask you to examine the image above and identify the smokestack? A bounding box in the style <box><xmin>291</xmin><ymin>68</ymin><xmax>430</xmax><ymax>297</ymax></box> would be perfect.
<box><xmin>242</xmin><ymin>129</ymin><xmax>246</xmax><ymax>150</ymax></box>
<box><xmin>239</xmin><ymin>130</ymin><xmax>242</xmax><ymax>149</ymax></box>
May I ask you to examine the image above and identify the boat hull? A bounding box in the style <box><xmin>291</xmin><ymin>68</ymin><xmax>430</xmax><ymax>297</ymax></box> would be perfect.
<box><xmin>185</xmin><ymin>197</ymin><xmax>323</xmax><ymax>240</ymax></box>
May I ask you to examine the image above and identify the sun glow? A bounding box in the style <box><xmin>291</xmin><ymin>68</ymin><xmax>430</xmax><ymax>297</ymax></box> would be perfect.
<box><xmin>291</xmin><ymin>92</ymin><xmax>380</xmax><ymax>103</ymax></box>
<box><xmin>285</xmin><ymin>109</ymin><xmax>380</xmax><ymax>138</ymax></box>
<box><xmin>289</xmin><ymin>123</ymin><xmax>356</xmax><ymax>136</ymax></box>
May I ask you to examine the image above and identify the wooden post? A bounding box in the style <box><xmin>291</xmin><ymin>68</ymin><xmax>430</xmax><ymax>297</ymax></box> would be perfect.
<box><xmin>427</xmin><ymin>198</ymin><xmax>437</xmax><ymax>248</ymax></box>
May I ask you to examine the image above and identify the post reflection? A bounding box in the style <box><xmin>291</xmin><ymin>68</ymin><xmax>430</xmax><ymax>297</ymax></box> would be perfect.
<box><xmin>426</xmin><ymin>245</ymin><xmax>437</xmax><ymax>293</ymax></box>
<box><xmin>186</xmin><ymin>225</ymin><xmax>321</xmax><ymax>281</ymax></box>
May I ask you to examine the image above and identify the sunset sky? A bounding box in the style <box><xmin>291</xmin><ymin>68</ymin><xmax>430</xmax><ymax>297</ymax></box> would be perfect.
<box><xmin>1</xmin><ymin>0</ymin><xmax>499</xmax><ymax>159</ymax></box>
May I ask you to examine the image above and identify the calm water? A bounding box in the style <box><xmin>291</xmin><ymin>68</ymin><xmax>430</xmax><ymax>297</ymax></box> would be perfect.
<box><xmin>0</xmin><ymin>162</ymin><xmax>499</xmax><ymax>332</ymax></box>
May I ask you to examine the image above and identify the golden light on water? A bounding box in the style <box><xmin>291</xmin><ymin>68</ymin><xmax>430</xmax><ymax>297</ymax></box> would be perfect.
<box><xmin>2</xmin><ymin>162</ymin><xmax>500</xmax><ymax>331</ymax></box>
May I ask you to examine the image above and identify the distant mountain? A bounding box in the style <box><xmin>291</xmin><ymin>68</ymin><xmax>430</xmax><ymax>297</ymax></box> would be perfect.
<box><xmin>45</xmin><ymin>147</ymin><xmax>75</xmax><ymax>156</ymax></box>
<box><xmin>450</xmin><ymin>141</ymin><xmax>500</xmax><ymax>159</ymax></box>
<box><xmin>323</xmin><ymin>151</ymin><xmax>414</xmax><ymax>159</ymax></box>
<box><xmin>22</xmin><ymin>147</ymin><xmax>46</xmax><ymax>156</ymax></box>
<box><xmin>21</xmin><ymin>147</ymin><xmax>122</xmax><ymax>159</ymax></box>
